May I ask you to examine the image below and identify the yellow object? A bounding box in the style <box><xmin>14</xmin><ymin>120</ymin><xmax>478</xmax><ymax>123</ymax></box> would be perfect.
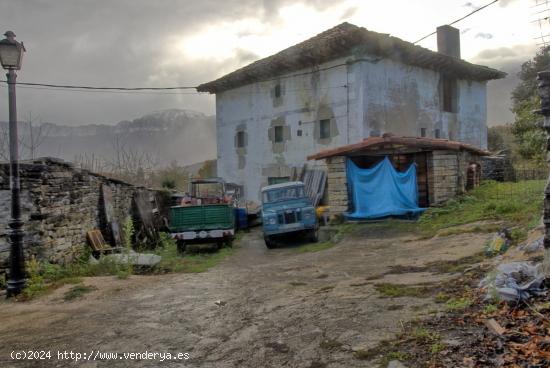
<box><xmin>316</xmin><ymin>206</ymin><xmax>329</xmax><ymax>218</ymax></box>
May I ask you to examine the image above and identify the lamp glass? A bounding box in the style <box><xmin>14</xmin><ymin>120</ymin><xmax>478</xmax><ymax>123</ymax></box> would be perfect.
<box><xmin>0</xmin><ymin>42</ymin><xmax>23</xmax><ymax>70</ymax></box>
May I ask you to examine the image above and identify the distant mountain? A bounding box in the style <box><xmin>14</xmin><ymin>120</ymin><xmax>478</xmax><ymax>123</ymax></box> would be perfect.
<box><xmin>0</xmin><ymin>109</ymin><xmax>217</xmax><ymax>168</ymax></box>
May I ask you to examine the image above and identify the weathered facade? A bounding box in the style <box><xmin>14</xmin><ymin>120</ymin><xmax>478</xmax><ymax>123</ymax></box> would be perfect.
<box><xmin>198</xmin><ymin>23</ymin><xmax>505</xmax><ymax>203</ymax></box>
<box><xmin>0</xmin><ymin>158</ymin><xmax>157</xmax><ymax>277</ymax></box>
<box><xmin>309</xmin><ymin>135</ymin><xmax>489</xmax><ymax>217</ymax></box>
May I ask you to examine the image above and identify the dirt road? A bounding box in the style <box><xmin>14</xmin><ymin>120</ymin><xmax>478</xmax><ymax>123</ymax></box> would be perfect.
<box><xmin>0</xmin><ymin>226</ymin><xmax>492</xmax><ymax>367</ymax></box>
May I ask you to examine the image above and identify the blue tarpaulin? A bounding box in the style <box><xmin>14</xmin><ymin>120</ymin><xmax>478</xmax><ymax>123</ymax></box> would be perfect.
<box><xmin>346</xmin><ymin>157</ymin><xmax>426</xmax><ymax>219</ymax></box>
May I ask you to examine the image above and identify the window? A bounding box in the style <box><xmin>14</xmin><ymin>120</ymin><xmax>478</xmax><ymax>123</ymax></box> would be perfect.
<box><xmin>274</xmin><ymin>126</ymin><xmax>284</xmax><ymax>143</ymax></box>
<box><xmin>267</xmin><ymin>177</ymin><xmax>290</xmax><ymax>186</ymax></box>
<box><xmin>435</xmin><ymin>129</ymin><xmax>441</xmax><ymax>139</ymax></box>
<box><xmin>319</xmin><ymin>119</ymin><xmax>331</xmax><ymax>139</ymax></box>
<box><xmin>441</xmin><ymin>76</ymin><xmax>457</xmax><ymax>113</ymax></box>
<box><xmin>297</xmin><ymin>129</ymin><xmax>302</xmax><ymax>137</ymax></box>
<box><xmin>236</xmin><ymin>131</ymin><xmax>245</xmax><ymax>148</ymax></box>
<box><xmin>420</xmin><ymin>128</ymin><xmax>427</xmax><ymax>137</ymax></box>
<box><xmin>274</xmin><ymin>84</ymin><xmax>282</xmax><ymax>98</ymax></box>
<box><xmin>263</xmin><ymin>185</ymin><xmax>305</xmax><ymax>203</ymax></box>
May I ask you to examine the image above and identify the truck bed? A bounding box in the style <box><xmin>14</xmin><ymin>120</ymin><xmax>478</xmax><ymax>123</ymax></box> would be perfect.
<box><xmin>169</xmin><ymin>204</ymin><xmax>234</xmax><ymax>232</ymax></box>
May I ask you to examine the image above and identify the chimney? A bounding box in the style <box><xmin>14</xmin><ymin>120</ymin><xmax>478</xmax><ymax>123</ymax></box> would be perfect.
<box><xmin>437</xmin><ymin>25</ymin><xmax>461</xmax><ymax>59</ymax></box>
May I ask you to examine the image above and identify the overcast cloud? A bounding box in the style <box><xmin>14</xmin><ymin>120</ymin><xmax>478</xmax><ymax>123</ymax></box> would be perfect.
<box><xmin>0</xmin><ymin>0</ymin><xmax>540</xmax><ymax>126</ymax></box>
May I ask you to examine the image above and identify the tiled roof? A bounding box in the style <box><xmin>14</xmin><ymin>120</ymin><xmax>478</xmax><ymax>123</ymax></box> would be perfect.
<box><xmin>197</xmin><ymin>22</ymin><xmax>505</xmax><ymax>93</ymax></box>
<box><xmin>307</xmin><ymin>135</ymin><xmax>490</xmax><ymax>160</ymax></box>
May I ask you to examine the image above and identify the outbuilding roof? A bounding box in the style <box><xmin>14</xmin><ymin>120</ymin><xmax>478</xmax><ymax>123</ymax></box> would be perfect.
<box><xmin>261</xmin><ymin>181</ymin><xmax>304</xmax><ymax>192</ymax></box>
<box><xmin>307</xmin><ymin>135</ymin><xmax>490</xmax><ymax>160</ymax></box>
<box><xmin>197</xmin><ymin>22</ymin><xmax>505</xmax><ymax>94</ymax></box>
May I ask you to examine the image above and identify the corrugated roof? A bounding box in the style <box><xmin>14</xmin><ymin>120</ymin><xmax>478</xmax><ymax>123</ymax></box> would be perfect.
<box><xmin>197</xmin><ymin>22</ymin><xmax>506</xmax><ymax>93</ymax></box>
<box><xmin>307</xmin><ymin>135</ymin><xmax>490</xmax><ymax>160</ymax></box>
<box><xmin>261</xmin><ymin>181</ymin><xmax>304</xmax><ymax>192</ymax></box>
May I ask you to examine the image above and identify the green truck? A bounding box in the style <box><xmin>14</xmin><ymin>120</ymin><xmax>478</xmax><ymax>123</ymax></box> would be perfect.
<box><xmin>169</xmin><ymin>178</ymin><xmax>235</xmax><ymax>252</ymax></box>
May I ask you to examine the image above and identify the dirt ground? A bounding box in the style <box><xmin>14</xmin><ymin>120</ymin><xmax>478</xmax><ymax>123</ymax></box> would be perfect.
<box><xmin>0</xmin><ymin>226</ymin><xmax>494</xmax><ymax>368</ymax></box>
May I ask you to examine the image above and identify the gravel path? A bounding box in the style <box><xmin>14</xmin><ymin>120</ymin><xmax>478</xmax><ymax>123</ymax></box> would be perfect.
<box><xmin>0</xmin><ymin>226</ymin><xmax>492</xmax><ymax>367</ymax></box>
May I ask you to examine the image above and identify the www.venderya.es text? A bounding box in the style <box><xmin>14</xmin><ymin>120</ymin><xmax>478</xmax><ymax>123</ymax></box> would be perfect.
<box><xmin>10</xmin><ymin>350</ymin><xmax>190</xmax><ymax>363</ymax></box>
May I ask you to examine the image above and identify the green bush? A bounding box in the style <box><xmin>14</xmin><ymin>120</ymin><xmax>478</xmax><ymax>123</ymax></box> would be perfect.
<box><xmin>161</xmin><ymin>178</ymin><xmax>176</xmax><ymax>189</ymax></box>
<box><xmin>122</xmin><ymin>216</ymin><xmax>135</xmax><ymax>249</ymax></box>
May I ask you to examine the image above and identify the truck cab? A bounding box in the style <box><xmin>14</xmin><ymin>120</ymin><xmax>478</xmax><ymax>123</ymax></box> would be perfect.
<box><xmin>261</xmin><ymin>181</ymin><xmax>318</xmax><ymax>249</ymax></box>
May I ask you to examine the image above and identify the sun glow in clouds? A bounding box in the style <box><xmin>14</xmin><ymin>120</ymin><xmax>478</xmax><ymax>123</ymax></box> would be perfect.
<box><xmin>175</xmin><ymin>2</ymin><xmax>360</xmax><ymax>64</ymax></box>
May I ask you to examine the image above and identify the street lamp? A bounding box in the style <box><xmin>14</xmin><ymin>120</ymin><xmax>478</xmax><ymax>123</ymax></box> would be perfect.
<box><xmin>0</xmin><ymin>31</ymin><xmax>26</xmax><ymax>297</ymax></box>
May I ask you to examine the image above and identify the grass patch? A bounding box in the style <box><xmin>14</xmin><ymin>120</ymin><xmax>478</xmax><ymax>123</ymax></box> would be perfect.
<box><xmin>20</xmin><ymin>254</ymin><xmax>133</xmax><ymax>301</ymax></box>
<box><xmin>19</xmin><ymin>231</ymin><xmax>239</xmax><ymax>300</ymax></box>
<box><xmin>410</xmin><ymin>327</ymin><xmax>440</xmax><ymax>343</ymax></box>
<box><xmin>425</xmin><ymin>253</ymin><xmax>486</xmax><ymax>274</ymax></box>
<box><xmin>374</xmin><ymin>283</ymin><xmax>433</xmax><ymax>298</ymax></box>
<box><xmin>445</xmin><ymin>297</ymin><xmax>473</xmax><ymax>311</ymax></box>
<box><xmin>430</xmin><ymin>342</ymin><xmax>446</xmax><ymax>354</ymax></box>
<box><xmin>153</xmin><ymin>233</ymin><xmax>236</xmax><ymax>273</ymax></box>
<box><xmin>482</xmin><ymin>303</ymin><xmax>499</xmax><ymax>314</ymax></box>
<box><xmin>418</xmin><ymin>180</ymin><xmax>544</xmax><ymax>237</ymax></box>
<box><xmin>436</xmin><ymin>223</ymin><xmax>501</xmax><ymax>237</ymax></box>
<box><xmin>434</xmin><ymin>292</ymin><xmax>450</xmax><ymax>303</ymax></box>
<box><xmin>63</xmin><ymin>284</ymin><xmax>97</xmax><ymax>301</ymax></box>
<box><xmin>379</xmin><ymin>351</ymin><xmax>411</xmax><ymax>366</ymax></box>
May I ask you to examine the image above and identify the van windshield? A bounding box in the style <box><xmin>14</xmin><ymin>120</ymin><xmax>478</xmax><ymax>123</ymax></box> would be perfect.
<box><xmin>263</xmin><ymin>186</ymin><xmax>306</xmax><ymax>204</ymax></box>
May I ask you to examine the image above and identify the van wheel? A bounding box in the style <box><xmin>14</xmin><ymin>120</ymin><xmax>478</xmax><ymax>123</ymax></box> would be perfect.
<box><xmin>308</xmin><ymin>227</ymin><xmax>319</xmax><ymax>243</ymax></box>
<box><xmin>176</xmin><ymin>240</ymin><xmax>186</xmax><ymax>253</ymax></box>
<box><xmin>264</xmin><ymin>236</ymin><xmax>276</xmax><ymax>249</ymax></box>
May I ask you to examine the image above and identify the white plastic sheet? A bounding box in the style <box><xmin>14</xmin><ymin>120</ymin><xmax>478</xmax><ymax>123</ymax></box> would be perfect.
<box><xmin>479</xmin><ymin>262</ymin><xmax>547</xmax><ymax>302</ymax></box>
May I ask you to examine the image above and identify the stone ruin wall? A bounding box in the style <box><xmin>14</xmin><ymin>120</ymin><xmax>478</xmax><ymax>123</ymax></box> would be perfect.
<box><xmin>0</xmin><ymin>158</ymin><xmax>158</xmax><ymax>279</ymax></box>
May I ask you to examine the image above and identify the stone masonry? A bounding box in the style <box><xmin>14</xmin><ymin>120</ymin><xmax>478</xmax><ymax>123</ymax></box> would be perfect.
<box><xmin>0</xmin><ymin>158</ymin><xmax>157</xmax><ymax>279</ymax></box>
<box><xmin>326</xmin><ymin>156</ymin><xmax>348</xmax><ymax>218</ymax></box>
<box><xmin>429</xmin><ymin>150</ymin><xmax>481</xmax><ymax>205</ymax></box>
<box><xmin>325</xmin><ymin>150</ymin><xmax>483</xmax><ymax>217</ymax></box>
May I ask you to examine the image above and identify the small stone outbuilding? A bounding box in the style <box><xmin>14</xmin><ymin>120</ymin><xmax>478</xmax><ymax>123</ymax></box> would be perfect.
<box><xmin>307</xmin><ymin>135</ymin><xmax>489</xmax><ymax>218</ymax></box>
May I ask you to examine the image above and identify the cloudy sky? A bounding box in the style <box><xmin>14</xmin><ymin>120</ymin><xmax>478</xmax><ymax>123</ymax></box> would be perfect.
<box><xmin>0</xmin><ymin>0</ymin><xmax>542</xmax><ymax>126</ymax></box>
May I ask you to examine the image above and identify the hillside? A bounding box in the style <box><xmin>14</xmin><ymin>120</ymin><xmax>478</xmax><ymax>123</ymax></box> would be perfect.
<box><xmin>0</xmin><ymin>109</ymin><xmax>217</xmax><ymax>168</ymax></box>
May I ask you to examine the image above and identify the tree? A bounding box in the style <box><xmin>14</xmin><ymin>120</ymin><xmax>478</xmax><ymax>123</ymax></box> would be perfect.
<box><xmin>511</xmin><ymin>46</ymin><xmax>550</xmax><ymax>163</ymax></box>
<box><xmin>0</xmin><ymin>113</ymin><xmax>50</xmax><ymax>162</ymax></box>
<box><xmin>198</xmin><ymin>160</ymin><xmax>216</xmax><ymax>179</ymax></box>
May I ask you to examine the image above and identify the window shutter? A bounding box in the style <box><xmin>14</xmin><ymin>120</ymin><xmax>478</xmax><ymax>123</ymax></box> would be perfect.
<box><xmin>283</xmin><ymin>126</ymin><xmax>291</xmax><ymax>140</ymax></box>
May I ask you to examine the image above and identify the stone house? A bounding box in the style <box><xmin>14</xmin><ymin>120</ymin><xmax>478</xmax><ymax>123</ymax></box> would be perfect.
<box><xmin>197</xmin><ymin>22</ymin><xmax>505</xmax><ymax>203</ymax></box>
<box><xmin>307</xmin><ymin>135</ymin><xmax>489</xmax><ymax>217</ymax></box>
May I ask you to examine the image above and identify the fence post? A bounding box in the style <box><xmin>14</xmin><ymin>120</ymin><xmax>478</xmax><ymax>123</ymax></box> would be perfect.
<box><xmin>536</xmin><ymin>71</ymin><xmax>550</xmax><ymax>276</ymax></box>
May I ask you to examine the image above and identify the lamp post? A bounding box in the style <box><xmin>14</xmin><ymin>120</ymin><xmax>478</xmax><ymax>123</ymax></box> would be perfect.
<box><xmin>537</xmin><ymin>71</ymin><xmax>550</xmax><ymax>277</ymax></box>
<box><xmin>0</xmin><ymin>31</ymin><xmax>26</xmax><ymax>297</ymax></box>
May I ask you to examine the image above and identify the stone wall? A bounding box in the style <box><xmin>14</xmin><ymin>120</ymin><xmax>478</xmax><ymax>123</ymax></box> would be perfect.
<box><xmin>0</xmin><ymin>158</ymin><xmax>157</xmax><ymax>277</ymax></box>
<box><xmin>326</xmin><ymin>156</ymin><xmax>348</xmax><ymax>218</ymax></box>
<box><xmin>429</xmin><ymin>150</ymin><xmax>481</xmax><ymax>205</ymax></box>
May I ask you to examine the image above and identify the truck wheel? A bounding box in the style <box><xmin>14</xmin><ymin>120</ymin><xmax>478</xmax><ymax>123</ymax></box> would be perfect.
<box><xmin>176</xmin><ymin>240</ymin><xmax>186</xmax><ymax>254</ymax></box>
<box><xmin>225</xmin><ymin>239</ymin><xmax>233</xmax><ymax>248</ymax></box>
<box><xmin>264</xmin><ymin>236</ymin><xmax>276</xmax><ymax>249</ymax></box>
<box><xmin>308</xmin><ymin>227</ymin><xmax>319</xmax><ymax>243</ymax></box>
